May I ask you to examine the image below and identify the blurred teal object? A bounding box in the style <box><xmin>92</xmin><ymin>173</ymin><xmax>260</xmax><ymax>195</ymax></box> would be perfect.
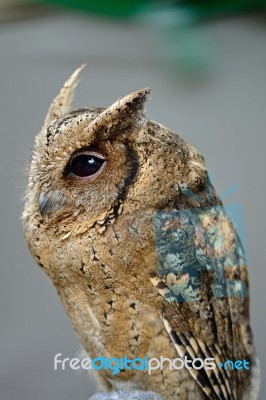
<box><xmin>33</xmin><ymin>0</ymin><xmax>266</xmax><ymax>75</ymax></box>
<box><xmin>176</xmin><ymin>0</ymin><xmax>266</xmax><ymax>20</ymax></box>
<box><xmin>34</xmin><ymin>0</ymin><xmax>153</xmax><ymax>18</ymax></box>
<box><xmin>35</xmin><ymin>0</ymin><xmax>266</xmax><ymax>19</ymax></box>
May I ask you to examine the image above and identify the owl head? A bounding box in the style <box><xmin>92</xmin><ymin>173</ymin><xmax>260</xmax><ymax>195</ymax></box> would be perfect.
<box><xmin>23</xmin><ymin>66</ymin><xmax>210</xmax><ymax>241</ymax></box>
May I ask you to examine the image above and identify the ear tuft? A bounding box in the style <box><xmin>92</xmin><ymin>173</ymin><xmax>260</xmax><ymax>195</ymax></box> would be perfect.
<box><xmin>88</xmin><ymin>87</ymin><xmax>151</xmax><ymax>140</ymax></box>
<box><xmin>123</xmin><ymin>87</ymin><xmax>151</xmax><ymax>112</ymax></box>
<box><xmin>43</xmin><ymin>64</ymin><xmax>86</xmax><ymax>128</ymax></box>
<box><xmin>117</xmin><ymin>87</ymin><xmax>151</xmax><ymax>117</ymax></box>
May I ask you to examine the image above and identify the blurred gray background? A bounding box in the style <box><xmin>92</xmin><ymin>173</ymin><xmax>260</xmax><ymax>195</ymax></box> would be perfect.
<box><xmin>0</xmin><ymin>3</ymin><xmax>265</xmax><ymax>400</ymax></box>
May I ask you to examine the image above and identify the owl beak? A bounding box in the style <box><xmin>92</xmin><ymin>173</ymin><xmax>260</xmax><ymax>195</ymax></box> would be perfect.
<box><xmin>38</xmin><ymin>192</ymin><xmax>50</xmax><ymax>217</ymax></box>
<box><xmin>38</xmin><ymin>191</ymin><xmax>68</xmax><ymax>217</ymax></box>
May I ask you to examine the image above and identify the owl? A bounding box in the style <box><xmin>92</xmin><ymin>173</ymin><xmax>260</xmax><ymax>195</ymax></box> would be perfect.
<box><xmin>22</xmin><ymin>66</ymin><xmax>260</xmax><ymax>400</ymax></box>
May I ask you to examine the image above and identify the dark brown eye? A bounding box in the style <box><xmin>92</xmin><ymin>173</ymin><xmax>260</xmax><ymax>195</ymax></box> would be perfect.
<box><xmin>69</xmin><ymin>153</ymin><xmax>106</xmax><ymax>178</ymax></box>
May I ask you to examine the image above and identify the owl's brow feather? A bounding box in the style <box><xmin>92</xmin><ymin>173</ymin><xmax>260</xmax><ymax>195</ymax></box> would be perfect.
<box><xmin>45</xmin><ymin>107</ymin><xmax>105</xmax><ymax>145</ymax></box>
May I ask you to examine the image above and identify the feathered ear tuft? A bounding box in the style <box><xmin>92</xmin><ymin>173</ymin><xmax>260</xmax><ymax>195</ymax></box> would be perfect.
<box><xmin>43</xmin><ymin>64</ymin><xmax>86</xmax><ymax>128</ymax></box>
<box><xmin>88</xmin><ymin>87</ymin><xmax>151</xmax><ymax>140</ymax></box>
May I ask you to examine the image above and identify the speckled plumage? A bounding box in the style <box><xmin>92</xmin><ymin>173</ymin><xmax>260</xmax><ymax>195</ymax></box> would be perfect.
<box><xmin>22</xmin><ymin>67</ymin><xmax>259</xmax><ymax>400</ymax></box>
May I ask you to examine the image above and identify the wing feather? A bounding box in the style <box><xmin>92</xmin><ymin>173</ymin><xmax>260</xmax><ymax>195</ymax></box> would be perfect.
<box><xmin>152</xmin><ymin>205</ymin><xmax>254</xmax><ymax>399</ymax></box>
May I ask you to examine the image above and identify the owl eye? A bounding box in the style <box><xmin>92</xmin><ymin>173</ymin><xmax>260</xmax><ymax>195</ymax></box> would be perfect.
<box><xmin>69</xmin><ymin>152</ymin><xmax>106</xmax><ymax>178</ymax></box>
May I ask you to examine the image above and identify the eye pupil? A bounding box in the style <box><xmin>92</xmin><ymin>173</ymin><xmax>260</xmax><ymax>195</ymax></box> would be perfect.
<box><xmin>69</xmin><ymin>154</ymin><xmax>105</xmax><ymax>178</ymax></box>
